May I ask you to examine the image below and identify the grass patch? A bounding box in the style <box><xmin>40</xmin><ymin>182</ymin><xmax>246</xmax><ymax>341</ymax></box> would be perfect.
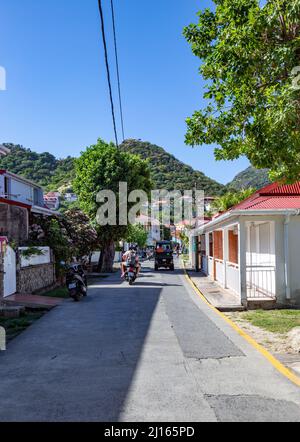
<box><xmin>42</xmin><ymin>287</ymin><xmax>69</xmax><ymax>299</ymax></box>
<box><xmin>0</xmin><ymin>312</ymin><xmax>45</xmax><ymax>342</ymax></box>
<box><xmin>242</xmin><ymin>309</ymin><xmax>300</xmax><ymax>334</ymax></box>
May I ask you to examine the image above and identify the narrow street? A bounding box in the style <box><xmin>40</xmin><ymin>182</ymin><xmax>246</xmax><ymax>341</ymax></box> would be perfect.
<box><xmin>0</xmin><ymin>260</ymin><xmax>300</xmax><ymax>422</ymax></box>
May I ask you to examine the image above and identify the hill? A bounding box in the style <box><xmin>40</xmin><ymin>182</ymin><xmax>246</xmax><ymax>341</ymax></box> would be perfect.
<box><xmin>227</xmin><ymin>166</ymin><xmax>271</xmax><ymax>191</ymax></box>
<box><xmin>0</xmin><ymin>143</ymin><xmax>75</xmax><ymax>191</ymax></box>
<box><xmin>120</xmin><ymin>139</ymin><xmax>224</xmax><ymax>195</ymax></box>
<box><xmin>0</xmin><ymin>141</ymin><xmax>225</xmax><ymax>196</ymax></box>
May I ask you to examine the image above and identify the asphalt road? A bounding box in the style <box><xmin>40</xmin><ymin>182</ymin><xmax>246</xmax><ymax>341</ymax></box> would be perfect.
<box><xmin>0</xmin><ymin>261</ymin><xmax>300</xmax><ymax>422</ymax></box>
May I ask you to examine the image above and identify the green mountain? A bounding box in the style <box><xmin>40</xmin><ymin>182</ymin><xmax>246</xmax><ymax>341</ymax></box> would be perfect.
<box><xmin>0</xmin><ymin>141</ymin><xmax>225</xmax><ymax>196</ymax></box>
<box><xmin>227</xmin><ymin>166</ymin><xmax>271</xmax><ymax>191</ymax></box>
<box><xmin>120</xmin><ymin>139</ymin><xmax>224</xmax><ymax>195</ymax></box>
<box><xmin>0</xmin><ymin>143</ymin><xmax>75</xmax><ymax>191</ymax></box>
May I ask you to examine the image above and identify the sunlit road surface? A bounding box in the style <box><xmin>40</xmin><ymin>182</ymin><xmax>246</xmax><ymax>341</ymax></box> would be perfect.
<box><xmin>0</xmin><ymin>261</ymin><xmax>300</xmax><ymax>422</ymax></box>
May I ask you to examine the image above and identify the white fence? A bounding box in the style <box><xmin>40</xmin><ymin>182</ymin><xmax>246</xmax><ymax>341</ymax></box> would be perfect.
<box><xmin>215</xmin><ymin>259</ymin><xmax>224</xmax><ymax>284</ymax></box>
<box><xmin>91</xmin><ymin>251</ymin><xmax>122</xmax><ymax>264</ymax></box>
<box><xmin>226</xmin><ymin>262</ymin><xmax>240</xmax><ymax>295</ymax></box>
<box><xmin>19</xmin><ymin>247</ymin><xmax>51</xmax><ymax>268</ymax></box>
<box><xmin>246</xmin><ymin>265</ymin><xmax>276</xmax><ymax>299</ymax></box>
<box><xmin>208</xmin><ymin>257</ymin><xmax>214</xmax><ymax>277</ymax></box>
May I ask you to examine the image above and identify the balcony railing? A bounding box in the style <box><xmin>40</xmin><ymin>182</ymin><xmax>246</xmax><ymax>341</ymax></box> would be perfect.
<box><xmin>246</xmin><ymin>265</ymin><xmax>276</xmax><ymax>299</ymax></box>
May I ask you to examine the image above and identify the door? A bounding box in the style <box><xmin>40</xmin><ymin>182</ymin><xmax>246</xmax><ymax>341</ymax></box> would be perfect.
<box><xmin>3</xmin><ymin>245</ymin><xmax>16</xmax><ymax>297</ymax></box>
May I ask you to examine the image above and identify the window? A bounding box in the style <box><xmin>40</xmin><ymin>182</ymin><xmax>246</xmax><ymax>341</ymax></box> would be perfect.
<box><xmin>33</xmin><ymin>188</ymin><xmax>39</xmax><ymax>205</ymax></box>
<box><xmin>209</xmin><ymin>233</ymin><xmax>213</xmax><ymax>257</ymax></box>
<box><xmin>228</xmin><ymin>230</ymin><xmax>239</xmax><ymax>264</ymax></box>
<box><xmin>4</xmin><ymin>176</ymin><xmax>10</xmax><ymax>197</ymax></box>
<box><xmin>213</xmin><ymin>231</ymin><xmax>223</xmax><ymax>260</ymax></box>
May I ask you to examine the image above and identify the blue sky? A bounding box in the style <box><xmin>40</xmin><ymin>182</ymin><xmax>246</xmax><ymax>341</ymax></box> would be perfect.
<box><xmin>1</xmin><ymin>0</ymin><xmax>249</xmax><ymax>184</ymax></box>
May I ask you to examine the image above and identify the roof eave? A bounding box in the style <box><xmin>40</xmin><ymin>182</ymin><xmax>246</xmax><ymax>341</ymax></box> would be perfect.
<box><xmin>196</xmin><ymin>208</ymin><xmax>300</xmax><ymax>234</ymax></box>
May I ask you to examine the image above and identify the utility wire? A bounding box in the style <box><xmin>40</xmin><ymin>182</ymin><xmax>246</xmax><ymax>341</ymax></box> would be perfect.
<box><xmin>97</xmin><ymin>0</ymin><xmax>119</xmax><ymax>148</ymax></box>
<box><xmin>110</xmin><ymin>0</ymin><xmax>125</xmax><ymax>141</ymax></box>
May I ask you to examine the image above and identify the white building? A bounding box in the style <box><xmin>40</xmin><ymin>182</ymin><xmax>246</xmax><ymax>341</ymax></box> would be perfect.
<box><xmin>194</xmin><ymin>182</ymin><xmax>300</xmax><ymax>308</ymax></box>
<box><xmin>64</xmin><ymin>192</ymin><xmax>78</xmax><ymax>203</ymax></box>
<box><xmin>0</xmin><ymin>170</ymin><xmax>52</xmax><ymax>215</ymax></box>
<box><xmin>136</xmin><ymin>214</ymin><xmax>161</xmax><ymax>246</ymax></box>
<box><xmin>44</xmin><ymin>192</ymin><xmax>61</xmax><ymax>211</ymax></box>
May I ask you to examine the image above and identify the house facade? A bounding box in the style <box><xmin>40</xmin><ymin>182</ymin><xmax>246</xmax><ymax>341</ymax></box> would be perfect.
<box><xmin>0</xmin><ymin>169</ymin><xmax>57</xmax><ymax>299</ymax></box>
<box><xmin>0</xmin><ymin>170</ymin><xmax>53</xmax><ymax>242</ymax></box>
<box><xmin>136</xmin><ymin>214</ymin><xmax>161</xmax><ymax>246</ymax></box>
<box><xmin>193</xmin><ymin>182</ymin><xmax>300</xmax><ymax>307</ymax></box>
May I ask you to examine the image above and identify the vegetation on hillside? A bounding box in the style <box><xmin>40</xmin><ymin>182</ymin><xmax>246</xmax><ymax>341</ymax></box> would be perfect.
<box><xmin>0</xmin><ymin>142</ymin><xmax>271</xmax><ymax>200</ymax></box>
<box><xmin>0</xmin><ymin>144</ymin><xmax>75</xmax><ymax>190</ymax></box>
<box><xmin>0</xmin><ymin>141</ymin><xmax>226</xmax><ymax>196</ymax></box>
<box><xmin>120</xmin><ymin>139</ymin><xmax>224</xmax><ymax>195</ymax></box>
<box><xmin>227</xmin><ymin>167</ymin><xmax>271</xmax><ymax>191</ymax></box>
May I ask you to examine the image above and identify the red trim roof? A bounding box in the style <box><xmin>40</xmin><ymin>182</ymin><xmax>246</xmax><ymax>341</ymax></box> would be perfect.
<box><xmin>232</xmin><ymin>181</ymin><xmax>300</xmax><ymax>212</ymax></box>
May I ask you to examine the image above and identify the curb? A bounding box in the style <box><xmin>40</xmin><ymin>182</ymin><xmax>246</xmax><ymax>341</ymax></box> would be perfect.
<box><xmin>182</xmin><ymin>263</ymin><xmax>300</xmax><ymax>388</ymax></box>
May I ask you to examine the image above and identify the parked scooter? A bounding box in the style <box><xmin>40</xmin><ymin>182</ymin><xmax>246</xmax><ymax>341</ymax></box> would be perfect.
<box><xmin>64</xmin><ymin>263</ymin><xmax>88</xmax><ymax>302</ymax></box>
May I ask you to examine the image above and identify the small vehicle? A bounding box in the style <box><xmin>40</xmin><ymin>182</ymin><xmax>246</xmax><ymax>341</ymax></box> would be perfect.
<box><xmin>65</xmin><ymin>263</ymin><xmax>88</xmax><ymax>302</ymax></box>
<box><xmin>125</xmin><ymin>259</ymin><xmax>138</xmax><ymax>285</ymax></box>
<box><xmin>154</xmin><ymin>241</ymin><xmax>175</xmax><ymax>271</ymax></box>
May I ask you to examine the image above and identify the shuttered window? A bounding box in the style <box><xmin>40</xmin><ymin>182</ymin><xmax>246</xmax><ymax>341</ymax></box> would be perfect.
<box><xmin>213</xmin><ymin>231</ymin><xmax>223</xmax><ymax>260</ymax></box>
<box><xmin>228</xmin><ymin>230</ymin><xmax>239</xmax><ymax>264</ymax></box>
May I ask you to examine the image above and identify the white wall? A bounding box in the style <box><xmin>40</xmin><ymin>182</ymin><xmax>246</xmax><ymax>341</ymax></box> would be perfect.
<box><xmin>19</xmin><ymin>247</ymin><xmax>51</xmax><ymax>268</ymax></box>
<box><xmin>287</xmin><ymin>216</ymin><xmax>300</xmax><ymax>304</ymax></box>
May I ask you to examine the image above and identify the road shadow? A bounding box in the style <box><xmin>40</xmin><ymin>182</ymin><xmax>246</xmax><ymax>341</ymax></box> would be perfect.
<box><xmin>0</xmin><ymin>286</ymin><xmax>162</xmax><ymax>422</ymax></box>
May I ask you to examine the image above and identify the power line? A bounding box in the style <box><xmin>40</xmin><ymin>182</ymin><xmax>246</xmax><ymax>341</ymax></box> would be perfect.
<box><xmin>97</xmin><ymin>0</ymin><xmax>119</xmax><ymax>148</ymax></box>
<box><xmin>110</xmin><ymin>0</ymin><xmax>125</xmax><ymax>141</ymax></box>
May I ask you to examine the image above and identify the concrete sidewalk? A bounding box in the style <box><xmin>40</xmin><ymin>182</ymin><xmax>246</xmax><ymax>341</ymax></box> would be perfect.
<box><xmin>187</xmin><ymin>270</ymin><xmax>244</xmax><ymax>311</ymax></box>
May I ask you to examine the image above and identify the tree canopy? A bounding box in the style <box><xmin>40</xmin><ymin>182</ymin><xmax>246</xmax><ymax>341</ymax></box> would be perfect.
<box><xmin>211</xmin><ymin>188</ymin><xmax>256</xmax><ymax>213</ymax></box>
<box><xmin>125</xmin><ymin>224</ymin><xmax>149</xmax><ymax>249</ymax></box>
<box><xmin>184</xmin><ymin>0</ymin><xmax>300</xmax><ymax>182</ymax></box>
<box><xmin>73</xmin><ymin>139</ymin><xmax>152</xmax><ymax>272</ymax></box>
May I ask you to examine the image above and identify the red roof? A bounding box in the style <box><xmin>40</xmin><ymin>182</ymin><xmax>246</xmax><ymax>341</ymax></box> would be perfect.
<box><xmin>232</xmin><ymin>182</ymin><xmax>300</xmax><ymax>212</ymax></box>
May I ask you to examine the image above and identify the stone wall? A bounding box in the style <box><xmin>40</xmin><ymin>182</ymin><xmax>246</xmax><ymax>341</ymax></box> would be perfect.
<box><xmin>17</xmin><ymin>263</ymin><xmax>56</xmax><ymax>295</ymax></box>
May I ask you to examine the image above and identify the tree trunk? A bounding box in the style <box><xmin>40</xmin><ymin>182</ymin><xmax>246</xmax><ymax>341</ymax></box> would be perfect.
<box><xmin>100</xmin><ymin>240</ymin><xmax>115</xmax><ymax>273</ymax></box>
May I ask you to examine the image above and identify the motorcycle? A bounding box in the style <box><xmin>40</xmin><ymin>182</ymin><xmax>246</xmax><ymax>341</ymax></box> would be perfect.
<box><xmin>124</xmin><ymin>260</ymin><xmax>137</xmax><ymax>286</ymax></box>
<box><xmin>65</xmin><ymin>263</ymin><xmax>88</xmax><ymax>302</ymax></box>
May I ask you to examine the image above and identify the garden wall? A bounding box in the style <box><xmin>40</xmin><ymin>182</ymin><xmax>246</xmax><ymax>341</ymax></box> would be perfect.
<box><xmin>17</xmin><ymin>263</ymin><xmax>56</xmax><ymax>294</ymax></box>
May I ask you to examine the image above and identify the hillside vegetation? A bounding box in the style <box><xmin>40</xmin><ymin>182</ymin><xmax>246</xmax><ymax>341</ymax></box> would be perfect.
<box><xmin>0</xmin><ymin>141</ymin><xmax>226</xmax><ymax>196</ymax></box>
<box><xmin>120</xmin><ymin>139</ymin><xmax>224</xmax><ymax>194</ymax></box>
<box><xmin>227</xmin><ymin>166</ymin><xmax>271</xmax><ymax>191</ymax></box>
<box><xmin>0</xmin><ymin>143</ymin><xmax>75</xmax><ymax>191</ymax></box>
<box><xmin>0</xmin><ymin>141</ymin><xmax>271</xmax><ymax>196</ymax></box>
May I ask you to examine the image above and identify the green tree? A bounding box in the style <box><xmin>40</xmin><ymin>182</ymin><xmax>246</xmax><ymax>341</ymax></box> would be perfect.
<box><xmin>212</xmin><ymin>188</ymin><xmax>256</xmax><ymax>213</ymax></box>
<box><xmin>184</xmin><ymin>0</ymin><xmax>300</xmax><ymax>182</ymax></box>
<box><xmin>125</xmin><ymin>224</ymin><xmax>148</xmax><ymax>249</ymax></box>
<box><xmin>73</xmin><ymin>139</ymin><xmax>152</xmax><ymax>272</ymax></box>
